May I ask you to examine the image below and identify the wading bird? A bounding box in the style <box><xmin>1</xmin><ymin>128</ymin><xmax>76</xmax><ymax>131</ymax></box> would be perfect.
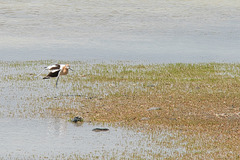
<box><xmin>35</xmin><ymin>64</ymin><xmax>73</xmax><ymax>88</ymax></box>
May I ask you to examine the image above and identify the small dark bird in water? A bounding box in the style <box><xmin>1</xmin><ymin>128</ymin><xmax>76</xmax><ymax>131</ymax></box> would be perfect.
<box><xmin>35</xmin><ymin>64</ymin><xmax>73</xmax><ymax>88</ymax></box>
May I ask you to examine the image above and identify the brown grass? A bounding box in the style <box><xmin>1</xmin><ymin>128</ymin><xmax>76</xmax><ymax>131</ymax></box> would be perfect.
<box><xmin>45</xmin><ymin>62</ymin><xmax>240</xmax><ymax>158</ymax></box>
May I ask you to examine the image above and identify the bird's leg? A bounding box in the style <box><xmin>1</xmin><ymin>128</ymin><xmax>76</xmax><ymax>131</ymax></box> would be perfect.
<box><xmin>55</xmin><ymin>69</ymin><xmax>62</xmax><ymax>88</ymax></box>
<box><xmin>56</xmin><ymin>76</ymin><xmax>60</xmax><ymax>88</ymax></box>
<box><xmin>34</xmin><ymin>68</ymin><xmax>47</xmax><ymax>78</ymax></box>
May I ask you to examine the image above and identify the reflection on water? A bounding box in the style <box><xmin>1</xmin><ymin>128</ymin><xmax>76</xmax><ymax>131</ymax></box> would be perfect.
<box><xmin>47</xmin><ymin>118</ymin><xmax>68</xmax><ymax>137</ymax></box>
<box><xmin>0</xmin><ymin>0</ymin><xmax>239</xmax><ymax>63</ymax></box>
<box><xmin>0</xmin><ymin>117</ymin><xmax>186</xmax><ymax>159</ymax></box>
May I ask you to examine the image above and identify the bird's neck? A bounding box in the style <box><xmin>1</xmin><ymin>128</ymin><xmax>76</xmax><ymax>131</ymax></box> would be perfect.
<box><xmin>61</xmin><ymin>67</ymin><xmax>68</xmax><ymax>75</ymax></box>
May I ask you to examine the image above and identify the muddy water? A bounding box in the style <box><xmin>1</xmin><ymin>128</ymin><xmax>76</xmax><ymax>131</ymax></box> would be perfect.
<box><xmin>0</xmin><ymin>0</ymin><xmax>240</xmax><ymax>63</ymax></box>
<box><xmin>0</xmin><ymin>117</ymin><xmax>186</xmax><ymax>159</ymax></box>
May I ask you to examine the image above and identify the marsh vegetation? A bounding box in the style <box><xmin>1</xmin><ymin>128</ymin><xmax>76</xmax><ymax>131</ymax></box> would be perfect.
<box><xmin>0</xmin><ymin>61</ymin><xmax>240</xmax><ymax>159</ymax></box>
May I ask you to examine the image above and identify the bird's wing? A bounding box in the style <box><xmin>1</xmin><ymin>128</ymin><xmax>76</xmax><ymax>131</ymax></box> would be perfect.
<box><xmin>50</xmin><ymin>69</ymin><xmax>61</xmax><ymax>73</ymax></box>
<box><xmin>47</xmin><ymin>64</ymin><xmax>61</xmax><ymax>70</ymax></box>
<box><xmin>46</xmin><ymin>64</ymin><xmax>61</xmax><ymax>73</ymax></box>
<box><xmin>35</xmin><ymin>64</ymin><xmax>60</xmax><ymax>78</ymax></box>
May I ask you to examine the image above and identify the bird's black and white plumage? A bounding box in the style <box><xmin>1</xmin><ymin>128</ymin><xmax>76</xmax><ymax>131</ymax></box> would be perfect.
<box><xmin>35</xmin><ymin>64</ymin><xmax>73</xmax><ymax>88</ymax></box>
<box><xmin>43</xmin><ymin>64</ymin><xmax>61</xmax><ymax>79</ymax></box>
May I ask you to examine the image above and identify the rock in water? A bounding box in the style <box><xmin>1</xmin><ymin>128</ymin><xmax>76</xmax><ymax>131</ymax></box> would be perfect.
<box><xmin>92</xmin><ymin>128</ymin><xmax>109</xmax><ymax>132</ymax></box>
<box><xmin>71</xmin><ymin>116</ymin><xmax>84</xmax><ymax>123</ymax></box>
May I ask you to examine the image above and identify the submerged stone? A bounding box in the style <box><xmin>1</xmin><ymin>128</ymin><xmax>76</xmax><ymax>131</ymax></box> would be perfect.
<box><xmin>71</xmin><ymin>116</ymin><xmax>84</xmax><ymax>123</ymax></box>
<box><xmin>92</xmin><ymin>128</ymin><xmax>109</xmax><ymax>132</ymax></box>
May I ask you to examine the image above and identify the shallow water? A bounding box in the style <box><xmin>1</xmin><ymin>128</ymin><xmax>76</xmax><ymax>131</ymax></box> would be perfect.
<box><xmin>0</xmin><ymin>117</ymin><xmax>185</xmax><ymax>159</ymax></box>
<box><xmin>0</xmin><ymin>0</ymin><xmax>240</xmax><ymax>63</ymax></box>
<box><xmin>0</xmin><ymin>61</ymin><xmax>189</xmax><ymax>158</ymax></box>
